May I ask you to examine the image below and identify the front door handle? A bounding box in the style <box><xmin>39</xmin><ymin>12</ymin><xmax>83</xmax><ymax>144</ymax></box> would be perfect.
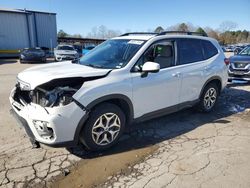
<box><xmin>172</xmin><ymin>72</ymin><xmax>181</xmax><ymax>77</ymax></box>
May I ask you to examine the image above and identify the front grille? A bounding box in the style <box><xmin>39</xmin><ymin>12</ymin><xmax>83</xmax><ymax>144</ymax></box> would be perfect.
<box><xmin>229</xmin><ymin>65</ymin><xmax>249</xmax><ymax>73</ymax></box>
<box><xmin>233</xmin><ymin>62</ymin><xmax>249</xmax><ymax>69</ymax></box>
<box><xmin>61</xmin><ymin>54</ymin><xmax>75</xmax><ymax>58</ymax></box>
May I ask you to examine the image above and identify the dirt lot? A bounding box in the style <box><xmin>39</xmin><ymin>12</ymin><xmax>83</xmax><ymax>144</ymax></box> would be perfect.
<box><xmin>0</xmin><ymin>55</ymin><xmax>250</xmax><ymax>188</ymax></box>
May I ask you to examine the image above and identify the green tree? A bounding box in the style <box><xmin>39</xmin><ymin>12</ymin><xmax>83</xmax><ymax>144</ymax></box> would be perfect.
<box><xmin>196</xmin><ymin>27</ymin><xmax>207</xmax><ymax>36</ymax></box>
<box><xmin>57</xmin><ymin>30</ymin><xmax>69</xmax><ymax>37</ymax></box>
<box><xmin>154</xmin><ymin>26</ymin><xmax>164</xmax><ymax>33</ymax></box>
<box><xmin>177</xmin><ymin>23</ymin><xmax>189</xmax><ymax>32</ymax></box>
<box><xmin>72</xmin><ymin>34</ymin><xmax>82</xmax><ymax>38</ymax></box>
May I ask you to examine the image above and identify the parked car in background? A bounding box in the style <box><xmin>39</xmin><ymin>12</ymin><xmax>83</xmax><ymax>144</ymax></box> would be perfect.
<box><xmin>233</xmin><ymin>46</ymin><xmax>245</xmax><ymax>55</ymax></box>
<box><xmin>73</xmin><ymin>45</ymin><xmax>83</xmax><ymax>57</ymax></box>
<box><xmin>10</xmin><ymin>31</ymin><xmax>228</xmax><ymax>151</ymax></box>
<box><xmin>54</xmin><ymin>45</ymin><xmax>79</xmax><ymax>61</ymax></box>
<box><xmin>228</xmin><ymin>45</ymin><xmax>250</xmax><ymax>81</ymax></box>
<box><xmin>20</xmin><ymin>48</ymin><xmax>46</xmax><ymax>63</ymax></box>
<box><xmin>82</xmin><ymin>45</ymin><xmax>96</xmax><ymax>56</ymax></box>
<box><xmin>224</xmin><ymin>46</ymin><xmax>234</xmax><ymax>52</ymax></box>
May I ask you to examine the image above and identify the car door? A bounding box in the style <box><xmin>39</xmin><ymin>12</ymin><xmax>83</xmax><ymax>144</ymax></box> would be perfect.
<box><xmin>130</xmin><ymin>40</ymin><xmax>182</xmax><ymax>118</ymax></box>
<box><xmin>176</xmin><ymin>38</ymin><xmax>207</xmax><ymax>103</ymax></box>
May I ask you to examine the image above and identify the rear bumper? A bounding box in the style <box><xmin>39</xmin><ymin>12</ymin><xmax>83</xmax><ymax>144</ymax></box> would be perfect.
<box><xmin>9</xmin><ymin>87</ymin><xmax>87</xmax><ymax>147</ymax></box>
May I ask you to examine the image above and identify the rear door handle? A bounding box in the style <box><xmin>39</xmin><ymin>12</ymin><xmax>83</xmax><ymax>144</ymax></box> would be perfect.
<box><xmin>172</xmin><ymin>72</ymin><xmax>181</xmax><ymax>77</ymax></box>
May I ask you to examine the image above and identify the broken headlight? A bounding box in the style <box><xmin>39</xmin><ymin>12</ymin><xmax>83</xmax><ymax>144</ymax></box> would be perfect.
<box><xmin>34</xmin><ymin>86</ymin><xmax>78</xmax><ymax>107</ymax></box>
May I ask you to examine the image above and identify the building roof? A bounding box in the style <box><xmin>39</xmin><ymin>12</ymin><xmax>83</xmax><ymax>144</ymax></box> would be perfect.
<box><xmin>0</xmin><ymin>8</ymin><xmax>56</xmax><ymax>15</ymax></box>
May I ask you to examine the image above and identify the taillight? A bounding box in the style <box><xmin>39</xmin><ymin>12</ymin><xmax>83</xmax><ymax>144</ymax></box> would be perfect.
<box><xmin>224</xmin><ymin>58</ymin><xmax>230</xmax><ymax>65</ymax></box>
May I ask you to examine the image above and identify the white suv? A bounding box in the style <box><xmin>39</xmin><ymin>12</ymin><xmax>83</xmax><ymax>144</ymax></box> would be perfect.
<box><xmin>54</xmin><ymin>44</ymin><xmax>79</xmax><ymax>61</ymax></box>
<box><xmin>10</xmin><ymin>31</ymin><xmax>228</xmax><ymax>151</ymax></box>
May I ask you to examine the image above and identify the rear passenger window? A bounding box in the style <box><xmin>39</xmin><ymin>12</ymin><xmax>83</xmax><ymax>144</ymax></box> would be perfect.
<box><xmin>202</xmin><ymin>40</ymin><xmax>218</xmax><ymax>59</ymax></box>
<box><xmin>178</xmin><ymin>39</ymin><xmax>204</xmax><ymax>65</ymax></box>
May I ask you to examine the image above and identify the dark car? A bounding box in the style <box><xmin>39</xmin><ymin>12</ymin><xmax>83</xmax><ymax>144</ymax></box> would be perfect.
<box><xmin>20</xmin><ymin>48</ymin><xmax>46</xmax><ymax>63</ymax></box>
<box><xmin>228</xmin><ymin>45</ymin><xmax>250</xmax><ymax>81</ymax></box>
<box><xmin>82</xmin><ymin>45</ymin><xmax>96</xmax><ymax>56</ymax></box>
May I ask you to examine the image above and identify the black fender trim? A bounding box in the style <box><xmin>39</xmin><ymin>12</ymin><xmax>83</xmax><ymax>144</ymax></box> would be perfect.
<box><xmin>199</xmin><ymin>76</ymin><xmax>222</xmax><ymax>98</ymax></box>
<box><xmin>86</xmin><ymin>94</ymin><xmax>134</xmax><ymax>124</ymax></box>
<box><xmin>73</xmin><ymin>94</ymin><xmax>134</xmax><ymax>144</ymax></box>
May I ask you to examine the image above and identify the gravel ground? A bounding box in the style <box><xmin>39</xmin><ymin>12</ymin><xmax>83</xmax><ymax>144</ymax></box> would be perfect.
<box><xmin>1</xmin><ymin>55</ymin><xmax>250</xmax><ymax>188</ymax></box>
<box><xmin>99</xmin><ymin>83</ymin><xmax>250</xmax><ymax>188</ymax></box>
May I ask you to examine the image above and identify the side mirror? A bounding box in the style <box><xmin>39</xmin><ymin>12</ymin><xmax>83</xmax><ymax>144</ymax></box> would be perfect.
<box><xmin>142</xmin><ymin>62</ymin><xmax>160</xmax><ymax>73</ymax></box>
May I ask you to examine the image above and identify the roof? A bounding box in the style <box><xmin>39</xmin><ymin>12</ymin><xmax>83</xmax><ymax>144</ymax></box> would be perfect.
<box><xmin>113</xmin><ymin>35</ymin><xmax>155</xmax><ymax>41</ymax></box>
<box><xmin>113</xmin><ymin>31</ymin><xmax>209</xmax><ymax>41</ymax></box>
<box><xmin>0</xmin><ymin>8</ymin><xmax>56</xmax><ymax>15</ymax></box>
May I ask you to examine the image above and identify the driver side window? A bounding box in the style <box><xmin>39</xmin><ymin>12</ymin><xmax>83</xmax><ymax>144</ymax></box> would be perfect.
<box><xmin>135</xmin><ymin>41</ymin><xmax>175</xmax><ymax>71</ymax></box>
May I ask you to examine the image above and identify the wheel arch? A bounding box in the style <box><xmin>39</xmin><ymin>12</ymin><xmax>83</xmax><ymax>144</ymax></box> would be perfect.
<box><xmin>199</xmin><ymin>76</ymin><xmax>222</xmax><ymax>98</ymax></box>
<box><xmin>86</xmin><ymin>94</ymin><xmax>134</xmax><ymax>125</ymax></box>
<box><xmin>73</xmin><ymin>94</ymin><xmax>134</xmax><ymax>144</ymax></box>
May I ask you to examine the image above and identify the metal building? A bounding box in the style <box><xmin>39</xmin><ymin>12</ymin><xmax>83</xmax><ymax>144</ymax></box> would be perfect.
<box><xmin>0</xmin><ymin>8</ymin><xmax>57</xmax><ymax>57</ymax></box>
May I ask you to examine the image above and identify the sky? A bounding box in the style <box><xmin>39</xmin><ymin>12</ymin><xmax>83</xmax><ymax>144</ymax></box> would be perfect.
<box><xmin>1</xmin><ymin>0</ymin><xmax>250</xmax><ymax>36</ymax></box>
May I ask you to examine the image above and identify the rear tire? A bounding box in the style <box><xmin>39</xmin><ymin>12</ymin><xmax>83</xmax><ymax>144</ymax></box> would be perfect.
<box><xmin>80</xmin><ymin>103</ymin><xmax>126</xmax><ymax>151</ymax></box>
<box><xmin>197</xmin><ymin>83</ymin><xmax>219</xmax><ymax>112</ymax></box>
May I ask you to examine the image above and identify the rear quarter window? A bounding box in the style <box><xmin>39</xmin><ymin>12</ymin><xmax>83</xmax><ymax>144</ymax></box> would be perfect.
<box><xmin>177</xmin><ymin>39</ymin><xmax>204</xmax><ymax>65</ymax></box>
<box><xmin>202</xmin><ymin>40</ymin><xmax>218</xmax><ymax>59</ymax></box>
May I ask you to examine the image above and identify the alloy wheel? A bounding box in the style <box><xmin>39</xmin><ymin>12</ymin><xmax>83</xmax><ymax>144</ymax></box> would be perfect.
<box><xmin>204</xmin><ymin>88</ymin><xmax>217</xmax><ymax>110</ymax></box>
<box><xmin>91</xmin><ymin>113</ymin><xmax>121</xmax><ymax>146</ymax></box>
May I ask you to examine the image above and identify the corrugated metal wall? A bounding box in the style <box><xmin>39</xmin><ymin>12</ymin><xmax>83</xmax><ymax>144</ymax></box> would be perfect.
<box><xmin>0</xmin><ymin>9</ymin><xmax>57</xmax><ymax>57</ymax></box>
<box><xmin>34</xmin><ymin>12</ymin><xmax>57</xmax><ymax>48</ymax></box>
<box><xmin>0</xmin><ymin>12</ymin><xmax>30</xmax><ymax>49</ymax></box>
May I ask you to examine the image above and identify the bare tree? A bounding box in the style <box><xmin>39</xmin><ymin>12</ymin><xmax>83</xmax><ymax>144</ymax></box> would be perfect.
<box><xmin>204</xmin><ymin>27</ymin><xmax>220</xmax><ymax>40</ymax></box>
<box><xmin>98</xmin><ymin>25</ymin><xmax>107</xmax><ymax>39</ymax></box>
<box><xmin>87</xmin><ymin>25</ymin><xmax>121</xmax><ymax>39</ymax></box>
<box><xmin>219</xmin><ymin>21</ymin><xmax>238</xmax><ymax>32</ymax></box>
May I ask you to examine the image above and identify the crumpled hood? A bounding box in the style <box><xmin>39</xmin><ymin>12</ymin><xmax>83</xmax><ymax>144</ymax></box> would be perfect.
<box><xmin>17</xmin><ymin>61</ymin><xmax>111</xmax><ymax>89</ymax></box>
<box><xmin>229</xmin><ymin>55</ymin><xmax>250</xmax><ymax>62</ymax></box>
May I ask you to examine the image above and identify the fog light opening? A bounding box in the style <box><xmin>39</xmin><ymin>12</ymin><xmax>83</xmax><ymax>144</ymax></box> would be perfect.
<box><xmin>33</xmin><ymin>120</ymin><xmax>54</xmax><ymax>140</ymax></box>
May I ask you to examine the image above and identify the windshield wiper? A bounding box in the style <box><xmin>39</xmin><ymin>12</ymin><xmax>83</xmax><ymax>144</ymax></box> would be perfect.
<box><xmin>85</xmin><ymin>64</ymin><xmax>104</xmax><ymax>68</ymax></box>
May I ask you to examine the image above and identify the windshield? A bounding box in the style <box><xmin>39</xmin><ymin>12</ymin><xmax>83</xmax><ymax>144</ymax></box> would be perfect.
<box><xmin>57</xmin><ymin>46</ymin><xmax>74</xmax><ymax>51</ymax></box>
<box><xmin>79</xmin><ymin>39</ymin><xmax>145</xmax><ymax>69</ymax></box>
<box><xmin>22</xmin><ymin>48</ymin><xmax>44</xmax><ymax>55</ymax></box>
<box><xmin>239</xmin><ymin>46</ymin><xmax>250</xmax><ymax>56</ymax></box>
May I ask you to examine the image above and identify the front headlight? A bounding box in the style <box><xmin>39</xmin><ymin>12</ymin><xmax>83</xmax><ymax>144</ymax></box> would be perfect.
<box><xmin>17</xmin><ymin>78</ymin><xmax>31</xmax><ymax>90</ymax></box>
<box><xmin>20</xmin><ymin>54</ymin><xmax>25</xmax><ymax>59</ymax></box>
<box><xmin>38</xmin><ymin>86</ymin><xmax>78</xmax><ymax>107</ymax></box>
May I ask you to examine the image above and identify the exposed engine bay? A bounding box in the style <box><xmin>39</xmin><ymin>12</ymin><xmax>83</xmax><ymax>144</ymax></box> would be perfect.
<box><xmin>14</xmin><ymin>77</ymin><xmax>99</xmax><ymax>108</ymax></box>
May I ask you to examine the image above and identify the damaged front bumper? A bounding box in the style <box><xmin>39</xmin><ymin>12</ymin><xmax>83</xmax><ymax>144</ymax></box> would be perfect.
<box><xmin>9</xmin><ymin>87</ymin><xmax>87</xmax><ymax>147</ymax></box>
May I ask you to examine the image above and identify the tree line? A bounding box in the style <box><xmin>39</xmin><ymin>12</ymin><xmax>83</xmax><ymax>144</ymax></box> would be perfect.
<box><xmin>154</xmin><ymin>22</ymin><xmax>250</xmax><ymax>45</ymax></box>
<box><xmin>58</xmin><ymin>21</ymin><xmax>250</xmax><ymax>45</ymax></box>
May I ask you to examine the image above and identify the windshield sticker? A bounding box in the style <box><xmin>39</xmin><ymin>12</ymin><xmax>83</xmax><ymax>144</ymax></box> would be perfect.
<box><xmin>128</xmin><ymin>40</ymin><xmax>144</xmax><ymax>45</ymax></box>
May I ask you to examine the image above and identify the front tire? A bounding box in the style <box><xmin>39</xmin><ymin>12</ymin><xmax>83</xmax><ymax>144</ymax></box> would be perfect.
<box><xmin>80</xmin><ymin>103</ymin><xmax>126</xmax><ymax>151</ymax></box>
<box><xmin>197</xmin><ymin>83</ymin><xmax>219</xmax><ymax>112</ymax></box>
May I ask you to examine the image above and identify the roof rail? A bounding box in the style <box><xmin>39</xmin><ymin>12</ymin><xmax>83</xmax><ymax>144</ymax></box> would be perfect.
<box><xmin>120</xmin><ymin>32</ymin><xmax>158</xmax><ymax>36</ymax></box>
<box><xmin>157</xmin><ymin>31</ymin><xmax>208</xmax><ymax>37</ymax></box>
